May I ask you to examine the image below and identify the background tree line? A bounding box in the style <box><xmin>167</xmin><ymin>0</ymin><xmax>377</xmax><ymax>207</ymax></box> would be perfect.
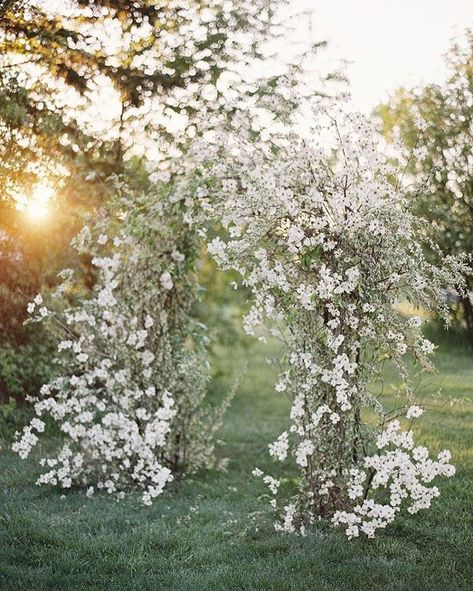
<box><xmin>376</xmin><ymin>30</ymin><xmax>473</xmax><ymax>336</ymax></box>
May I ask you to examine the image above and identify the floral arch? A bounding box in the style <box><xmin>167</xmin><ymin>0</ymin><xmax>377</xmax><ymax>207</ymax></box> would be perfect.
<box><xmin>13</xmin><ymin>106</ymin><xmax>466</xmax><ymax>538</ymax></box>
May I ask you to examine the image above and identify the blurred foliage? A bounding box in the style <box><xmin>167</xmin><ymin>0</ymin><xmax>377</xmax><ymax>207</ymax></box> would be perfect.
<box><xmin>196</xmin><ymin>248</ymin><xmax>252</xmax><ymax>354</ymax></box>
<box><xmin>423</xmin><ymin>319</ymin><xmax>473</xmax><ymax>354</ymax></box>
<box><xmin>376</xmin><ymin>29</ymin><xmax>473</xmax><ymax>336</ymax></box>
<box><xmin>0</xmin><ymin>397</ymin><xmax>31</xmax><ymax>440</ymax></box>
<box><xmin>0</xmin><ymin>338</ymin><xmax>56</xmax><ymax>405</ymax></box>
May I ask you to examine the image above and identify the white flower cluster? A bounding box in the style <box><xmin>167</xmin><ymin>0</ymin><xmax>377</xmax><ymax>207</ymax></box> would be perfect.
<box><xmin>332</xmin><ymin>420</ymin><xmax>455</xmax><ymax>538</ymax></box>
<box><xmin>13</xmin><ymin>242</ymin><xmax>177</xmax><ymax>503</ymax></box>
<box><xmin>191</xmin><ymin>105</ymin><xmax>465</xmax><ymax>537</ymax></box>
<box><xmin>13</xmin><ymin>188</ymin><xmax>231</xmax><ymax>503</ymax></box>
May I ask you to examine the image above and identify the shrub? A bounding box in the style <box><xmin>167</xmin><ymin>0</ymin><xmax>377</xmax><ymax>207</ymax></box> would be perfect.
<box><xmin>193</xmin><ymin>107</ymin><xmax>467</xmax><ymax>538</ymax></box>
<box><xmin>12</xmin><ymin>187</ymin><xmax>232</xmax><ymax>504</ymax></box>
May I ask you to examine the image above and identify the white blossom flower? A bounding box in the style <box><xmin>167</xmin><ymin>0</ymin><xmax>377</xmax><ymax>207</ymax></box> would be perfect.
<box><xmin>269</xmin><ymin>432</ymin><xmax>289</xmax><ymax>461</ymax></box>
<box><xmin>160</xmin><ymin>271</ymin><xmax>173</xmax><ymax>290</ymax></box>
<box><xmin>420</xmin><ymin>339</ymin><xmax>435</xmax><ymax>354</ymax></box>
<box><xmin>406</xmin><ymin>405</ymin><xmax>423</xmax><ymax>419</ymax></box>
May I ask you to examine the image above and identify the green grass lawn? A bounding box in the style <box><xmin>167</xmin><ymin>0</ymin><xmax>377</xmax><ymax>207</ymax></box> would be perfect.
<box><xmin>1</xmin><ymin>341</ymin><xmax>472</xmax><ymax>591</ymax></box>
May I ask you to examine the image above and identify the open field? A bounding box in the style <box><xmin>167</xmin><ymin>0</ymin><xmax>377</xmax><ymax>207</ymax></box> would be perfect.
<box><xmin>1</xmin><ymin>341</ymin><xmax>472</xmax><ymax>591</ymax></box>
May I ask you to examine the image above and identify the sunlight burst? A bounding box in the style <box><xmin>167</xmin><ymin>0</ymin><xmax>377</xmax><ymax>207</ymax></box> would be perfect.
<box><xmin>25</xmin><ymin>184</ymin><xmax>54</xmax><ymax>222</ymax></box>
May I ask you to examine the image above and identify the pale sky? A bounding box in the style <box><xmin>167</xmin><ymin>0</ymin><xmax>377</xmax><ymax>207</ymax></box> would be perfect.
<box><xmin>292</xmin><ymin>0</ymin><xmax>473</xmax><ymax>112</ymax></box>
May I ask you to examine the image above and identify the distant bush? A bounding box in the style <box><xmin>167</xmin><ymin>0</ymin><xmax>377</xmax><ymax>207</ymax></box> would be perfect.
<box><xmin>423</xmin><ymin>320</ymin><xmax>473</xmax><ymax>351</ymax></box>
<box><xmin>0</xmin><ymin>398</ymin><xmax>32</xmax><ymax>441</ymax></box>
<box><xmin>0</xmin><ymin>335</ymin><xmax>56</xmax><ymax>405</ymax></box>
